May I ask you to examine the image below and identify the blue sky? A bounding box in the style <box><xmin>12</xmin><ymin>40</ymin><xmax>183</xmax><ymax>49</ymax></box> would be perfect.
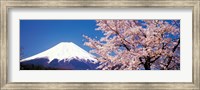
<box><xmin>20</xmin><ymin>20</ymin><xmax>103</xmax><ymax>59</ymax></box>
<box><xmin>20</xmin><ymin>20</ymin><xmax>180</xmax><ymax>59</ymax></box>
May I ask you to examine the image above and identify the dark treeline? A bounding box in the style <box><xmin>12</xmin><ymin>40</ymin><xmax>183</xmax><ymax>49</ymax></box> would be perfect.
<box><xmin>20</xmin><ymin>64</ymin><xmax>63</xmax><ymax>70</ymax></box>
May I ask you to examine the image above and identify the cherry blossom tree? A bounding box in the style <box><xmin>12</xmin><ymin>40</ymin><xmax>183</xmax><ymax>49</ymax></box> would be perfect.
<box><xmin>84</xmin><ymin>20</ymin><xmax>180</xmax><ymax>70</ymax></box>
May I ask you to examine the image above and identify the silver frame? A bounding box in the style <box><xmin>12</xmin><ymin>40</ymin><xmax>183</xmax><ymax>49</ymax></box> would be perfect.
<box><xmin>0</xmin><ymin>0</ymin><xmax>199</xmax><ymax>90</ymax></box>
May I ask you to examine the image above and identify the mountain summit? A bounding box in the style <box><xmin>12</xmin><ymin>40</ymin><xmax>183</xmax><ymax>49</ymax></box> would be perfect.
<box><xmin>20</xmin><ymin>42</ymin><xmax>99</xmax><ymax>70</ymax></box>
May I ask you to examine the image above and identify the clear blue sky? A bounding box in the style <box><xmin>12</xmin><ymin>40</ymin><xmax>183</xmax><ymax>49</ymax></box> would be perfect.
<box><xmin>20</xmin><ymin>20</ymin><xmax>103</xmax><ymax>59</ymax></box>
<box><xmin>20</xmin><ymin>20</ymin><xmax>180</xmax><ymax>59</ymax></box>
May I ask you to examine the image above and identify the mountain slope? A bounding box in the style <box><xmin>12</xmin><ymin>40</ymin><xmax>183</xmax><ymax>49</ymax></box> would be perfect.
<box><xmin>20</xmin><ymin>42</ymin><xmax>99</xmax><ymax>70</ymax></box>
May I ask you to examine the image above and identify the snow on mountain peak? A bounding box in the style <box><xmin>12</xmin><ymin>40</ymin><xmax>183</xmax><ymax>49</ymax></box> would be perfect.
<box><xmin>21</xmin><ymin>42</ymin><xmax>97</xmax><ymax>63</ymax></box>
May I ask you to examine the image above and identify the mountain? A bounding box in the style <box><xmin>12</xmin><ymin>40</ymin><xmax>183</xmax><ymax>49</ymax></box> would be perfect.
<box><xmin>20</xmin><ymin>42</ymin><xmax>99</xmax><ymax>70</ymax></box>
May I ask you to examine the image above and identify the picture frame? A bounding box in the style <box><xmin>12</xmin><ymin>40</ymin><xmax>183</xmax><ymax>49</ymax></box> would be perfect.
<box><xmin>0</xmin><ymin>0</ymin><xmax>199</xmax><ymax>90</ymax></box>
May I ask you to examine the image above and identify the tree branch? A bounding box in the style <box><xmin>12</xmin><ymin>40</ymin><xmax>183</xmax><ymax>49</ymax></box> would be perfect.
<box><xmin>173</xmin><ymin>39</ymin><xmax>180</xmax><ymax>52</ymax></box>
<box><xmin>150</xmin><ymin>55</ymin><xmax>160</xmax><ymax>63</ymax></box>
<box><xmin>104</xmin><ymin>21</ymin><xmax>132</xmax><ymax>51</ymax></box>
<box><xmin>165</xmin><ymin>38</ymin><xmax>180</xmax><ymax>69</ymax></box>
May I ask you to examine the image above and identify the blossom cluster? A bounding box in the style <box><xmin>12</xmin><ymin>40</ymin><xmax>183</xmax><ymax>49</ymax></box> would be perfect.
<box><xmin>84</xmin><ymin>20</ymin><xmax>180</xmax><ymax>70</ymax></box>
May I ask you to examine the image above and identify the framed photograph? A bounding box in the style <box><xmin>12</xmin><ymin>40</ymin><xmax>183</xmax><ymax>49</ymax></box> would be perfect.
<box><xmin>1</xmin><ymin>0</ymin><xmax>199</xmax><ymax>90</ymax></box>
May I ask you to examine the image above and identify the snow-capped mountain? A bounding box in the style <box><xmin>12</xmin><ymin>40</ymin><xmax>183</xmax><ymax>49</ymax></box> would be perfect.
<box><xmin>20</xmin><ymin>42</ymin><xmax>99</xmax><ymax>70</ymax></box>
